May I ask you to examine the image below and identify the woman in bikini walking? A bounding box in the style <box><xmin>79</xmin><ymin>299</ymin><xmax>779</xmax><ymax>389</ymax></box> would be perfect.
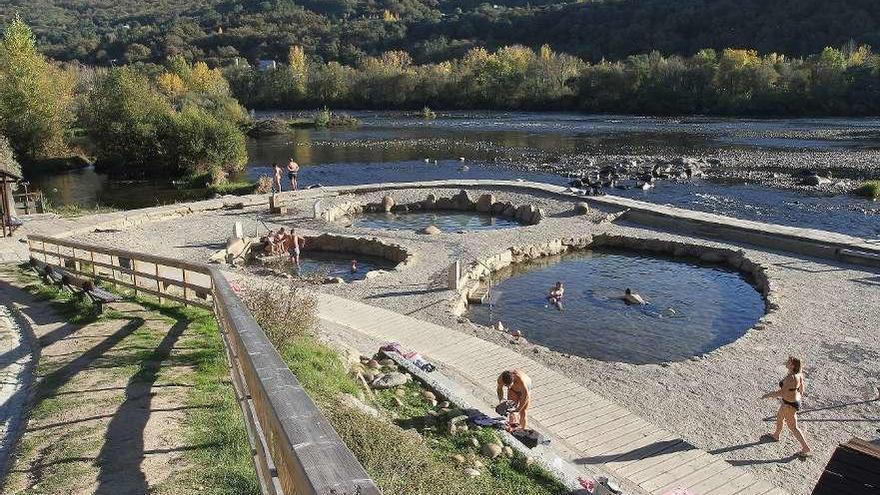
<box><xmin>761</xmin><ymin>356</ymin><xmax>811</xmax><ymax>457</ymax></box>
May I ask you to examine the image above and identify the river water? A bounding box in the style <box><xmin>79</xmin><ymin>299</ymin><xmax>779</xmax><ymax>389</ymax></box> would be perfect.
<box><xmin>27</xmin><ymin>111</ymin><xmax>880</xmax><ymax>238</ymax></box>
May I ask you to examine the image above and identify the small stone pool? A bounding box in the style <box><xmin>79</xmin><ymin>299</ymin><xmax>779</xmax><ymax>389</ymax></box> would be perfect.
<box><xmin>467</xmin><ymin>249</ymin><xmax>765</xmax><ymax>364</ymax></box>
<box><xmin>251</xmin><ymin>251</ymin><xmax>393</xmax><ymax>282</ymax></box>
<box><xmin>351</xmin><ymin>211</ymin><xmax>520</xmax><ymax>232</ymax></box>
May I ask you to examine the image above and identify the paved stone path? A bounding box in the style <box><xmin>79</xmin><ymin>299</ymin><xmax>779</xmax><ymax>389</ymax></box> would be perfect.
<box><xmin>317</xmin><ymin>293</ymin><xmax>790</xmax><ymax>495</ymax></box>
<box><xmin>0</xmin><ymin>297</ymin><xmax>33</xmax><ymax>481</ymax></box>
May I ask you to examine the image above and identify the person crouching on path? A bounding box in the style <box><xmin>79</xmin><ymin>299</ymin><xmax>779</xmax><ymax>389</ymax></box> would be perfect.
<box><xmin>760</xmin><ymin>355</ymin><xmax>812</xmax><ymax>458</ymax></box>
<box><xmin>497</xmin><ymin>369</ymin><xmax>531</xmax><ymax>430</ymax></box>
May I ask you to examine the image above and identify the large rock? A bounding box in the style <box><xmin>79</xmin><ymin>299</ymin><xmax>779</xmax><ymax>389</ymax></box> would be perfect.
<box><xmin>421</xmin><ymin>225</ymin><xmax>441</xmax><ymax>235</ymax></box>
<box><xmin>451</xmin><ymin>190</ymin><xmax>474</xmax><ymax>210</ymax></box>
<box><xmin>802</xmin><ymin>174</ymin><xmax>829</xmax><ymax>186</ymax></box>
<box><xmin>574</xmin><ymin>202</ymin><xmax>590</xmax><ymax>215</ymax></box>
<box><xmin>501</xmin><ymin>204</ymin><xmax>517</xmax><ymax>218</ymax></box>
<box><xmin>423</xmin><ymin>193</ymin><xmax>437</xmax><ymax>209</ymax></box>
<box><xmin>382</xmin><ymin>195</ymin><xmax>395</xmax><ymax>212</ymax></box>
<box><xmin>515</xmin><ymin>205</ymin><xmax>535</xmax><ymax>223</ymax></box>
<box><xmin>475</xmin><ymin>194</ymin><xmax>496</xmax><ymax>213</ymax></box>
<box><xmin>371</xmin><ymin>372</ymin><xmax>408</xmax><ymax>389</ymax></box>
<box><xmin>530</xmin><ymin>208</ymin><xmax>545</xmax><ymax>225</ymax></box>
<box><xmin>490</xmin><ymin>201</ymin><xmax>508</xmax><ymax>215</ymax></box>
<box><xmin>481</xmin><ymin>443</ymin><xmax>503</xmax><ymax>459</ymax></box>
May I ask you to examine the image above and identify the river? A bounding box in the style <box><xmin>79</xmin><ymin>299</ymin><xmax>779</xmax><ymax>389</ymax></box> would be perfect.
<box><xmin>27</xmin><ymin>111</ymin><xmax>880</xmax><ymax>238</ymax></box>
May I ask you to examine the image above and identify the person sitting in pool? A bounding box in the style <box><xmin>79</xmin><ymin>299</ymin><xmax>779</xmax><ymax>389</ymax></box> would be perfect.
<box><xmin>288</xmin><ymin>228</ymin><xmax>306</xmax><ymax>267</ymax></box>
<box><xmin>546</xmin><ymin>281</ymin><xmax>565</xmax><ymax>308</ymax></box>
<box><xmin>622</xmin><ymin>288</ymin><xmax>646</xmax><ymax>305</ymax></box>
<box><xmin>350</xmin><ymin>259</ymin><xmax>358</xmax><ymax>273</ymax></box>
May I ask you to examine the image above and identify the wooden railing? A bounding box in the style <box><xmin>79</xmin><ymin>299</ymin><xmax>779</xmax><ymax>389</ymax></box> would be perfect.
<box><xmin>14</xmin><ymin>191</ymin><xmax>44</xmax><ymax>214</ymax></box>
<box><xmin>26</xmin><ymin>234</ymin><xmax>381</xmax><ymax>495</ymax></box>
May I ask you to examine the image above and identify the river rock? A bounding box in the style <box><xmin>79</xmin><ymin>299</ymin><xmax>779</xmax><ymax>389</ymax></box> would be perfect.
<box><xmin>802</xmin><ymin>174</ymin><xmax>829</xmax><ymax>186</ymax></box>
<box><xmin>421</xmin><ymin>225</ymin><xmax>441</xmax><ymax>235</ymax></box>
<box><xmin>382</xmin><ymin>195</ymin><xmax>395</xmax><ymax>212</ymax></box>
<box><xmin>575</xmin><ymin>202</ymin><xmax>590</xmax><ymax>214</ymax></box>
<box><xmin>452</xmin><ymin>190</ymin><xmax>474</xmax><ymax>210</ymax></box>
<box><xmin>515</xmin><ymin>204</ymin><xmax>536</xmax><ymax>223</ymax></box>
<box><xmin>341</xmin><ymin>393</ymin><xmax>380</xmax><ymax>417</ymax></box>
<box><xmin>421</xmin><ymin>390</ymin><xmax>436</xmax><ymax>401</ymax></box>
<box><xmin>530</xmin><ymin>207</ymin><xmax>545</xmax><ymax>224</ymax></box>
<box><xmin>464</xmin><ymin>468</ymin><xmax>480</xmax><ymax>478</ymax></box>
<box><xmin>476</xmin><ymin>194</ymin><xmax>496</xmax><ymax>212</ymax></box>
<box><xmin>482</xmin><ymin>443</ymin><xmax>503</xmax><ymax>459</ymax></box>
<box><xmin>371</xmin><ymin>372</ymin><xmax>407</xmax><ymax>389</ymax></box>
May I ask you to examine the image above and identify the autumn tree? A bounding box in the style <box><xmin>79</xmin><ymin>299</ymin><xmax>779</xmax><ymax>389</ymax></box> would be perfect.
<box><xmin>0</xmin><ymin>17</ymin><xmax>74</xmax><ymax>161</ymax></box>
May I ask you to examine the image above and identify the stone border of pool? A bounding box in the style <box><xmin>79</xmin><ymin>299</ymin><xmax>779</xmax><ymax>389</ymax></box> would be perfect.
<box><xmin>320</xmin><ymin>189</ymin><xmax>545</xmax><ymax>226</ymax></box>
<box><xmin>451</xmin><ymin>234</ymin><xmax>775</xmax><ymax>363</ymax></box>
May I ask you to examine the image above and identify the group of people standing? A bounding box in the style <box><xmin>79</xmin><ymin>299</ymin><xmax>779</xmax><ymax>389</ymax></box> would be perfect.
<box><xmin>272</xmin><ymin>159</ymin><xmax>300</xmax><ymax>193</ymax></box>
<box><xmin>264</xmin><ymin>227</ymin><xmax>305</xmax><ymax>266</ymax></box>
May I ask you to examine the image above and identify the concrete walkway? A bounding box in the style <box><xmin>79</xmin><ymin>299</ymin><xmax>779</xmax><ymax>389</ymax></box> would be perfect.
<box><xmin>317</xmin><ymin>293</ymin><xmax>790</xmax><ymax>495</ymax></box>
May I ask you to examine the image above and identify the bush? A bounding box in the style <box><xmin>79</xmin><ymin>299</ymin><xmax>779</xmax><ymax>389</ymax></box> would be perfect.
<box><xmin>855</xmin><ymin>180</ymin><xmax>880</xmax><ymax>200</ymax></box>
<box><xmin>256</xmin><ymin>174</ymin><xmax>273</xmax><ymax>194</ymax></box>
<box><xmin>242</xmin><ymin>280</ymin><xmax>317</xmax><ymax>349</ymax></box>
<box><xmin>422</xmin><ymin>106</ymin><xmax>437</xmax><ymax>119</ymax></box>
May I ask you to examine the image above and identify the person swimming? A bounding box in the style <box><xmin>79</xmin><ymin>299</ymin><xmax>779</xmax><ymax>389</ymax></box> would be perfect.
<box><xmin>622</xmin><ymin>288</ymin><xmax>646</xmax><ymax>305</ymax></box>
<box><xmin>546</xmin><ymin>281</ymin><xmax>565</xmax><ymax>309</ymax></box>
<box><xmin>350</xmin><ymin>259</ymin><xmax>358</xmax><ymax>273</ymax></box>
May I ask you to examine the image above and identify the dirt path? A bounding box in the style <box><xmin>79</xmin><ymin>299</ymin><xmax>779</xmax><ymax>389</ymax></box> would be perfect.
<box><xmin>0</xmin><ymin>266</ymin><xmax>203</xmax><ymax>494</ymax></box>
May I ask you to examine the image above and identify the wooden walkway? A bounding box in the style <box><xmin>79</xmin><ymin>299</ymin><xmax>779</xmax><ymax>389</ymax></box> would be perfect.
<box><xmin>317</xmin><ymin>293</ymin><xmax>790</xmax><ymax>495</ymax></box>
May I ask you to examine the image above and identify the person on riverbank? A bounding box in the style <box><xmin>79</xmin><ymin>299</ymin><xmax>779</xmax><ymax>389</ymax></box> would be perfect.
<box><xmin>289</xmin><ymin>228</ymin><xmax>305</xmax><ymax>267</ymax></box>
<box><xmin>547</xmin><ymin>281</ymin><xmax>565</xmax><ymax>309</ymax></box>
<box><xmin>497</xmin><ymin>369</ymin><xmax>531</xmax><ymax>430</ymax></box>
<box><xmin>622</xmin><ymin>288</ymin><xmax>646</xmax><ymax>305</ymax></box>
<box><xmin>287</xmin><ymin>158</ymin><xmax>300</xmax><ymax>191</ymax></box>
<box><xmin>761</xmin><ymin>356</ymin><xmax>812</xmax><ymax>458</ymax></box>
<box><xmin>273</xmin><ymin>163</ymin><xmax>283</xmax><ymax>193</ymax></box>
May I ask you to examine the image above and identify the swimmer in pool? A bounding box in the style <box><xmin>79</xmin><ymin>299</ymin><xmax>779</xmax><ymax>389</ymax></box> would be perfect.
<box><xmin>622</xmin><ymin>288</ymin><xmax>646</xmax><ymax>305</ymax></box>
<box><xmin>351</xmin><ymin>259</ymin><xmax>358</xmax><ymax>273</ymax></box>
<box><xmin>546</xmin><ymin>281</ymin><xmax>564</xmax><ymax>309</ymax></box>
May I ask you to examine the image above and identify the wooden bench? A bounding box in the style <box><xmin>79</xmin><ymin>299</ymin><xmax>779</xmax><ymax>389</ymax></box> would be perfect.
<box><xmin>30</xmin><ymin>258</ymin><xmax>120</xmax><ymax>312</ymax></box>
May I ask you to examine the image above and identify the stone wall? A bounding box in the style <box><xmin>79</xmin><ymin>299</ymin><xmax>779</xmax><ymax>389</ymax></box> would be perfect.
<box><xmin>453</xmin><ymin>234</ymin><xmax>775</xmax><ymax>316</ymax></box>
<box><xmin>305</xmin><ymin>233</ymin><xmax>412</xmax><ymax>267</ymax></box>
<box><xmin>325</xmin><ymin>190</ymin><xmax>546</xmax><ymax>226</ymax></box>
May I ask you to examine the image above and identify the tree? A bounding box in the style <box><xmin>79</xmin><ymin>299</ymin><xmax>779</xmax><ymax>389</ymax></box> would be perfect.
<box><xmin>0</xmin><ymin>17</ymin><xmax>74</xmax><ymax>161</ymax></box>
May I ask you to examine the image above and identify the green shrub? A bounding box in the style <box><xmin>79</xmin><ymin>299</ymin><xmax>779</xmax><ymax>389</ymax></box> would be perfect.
<box><xmin>855</xmin><ymin>180</ymin><xmax>880</xmax><ymax>200</ymax></box>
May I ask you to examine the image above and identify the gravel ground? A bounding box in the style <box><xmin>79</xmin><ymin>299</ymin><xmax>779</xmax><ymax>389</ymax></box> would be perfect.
<box><xmin>73</xmin><ymin>186</ymin><xmax>880</xmax><ymax>495</ymax></box>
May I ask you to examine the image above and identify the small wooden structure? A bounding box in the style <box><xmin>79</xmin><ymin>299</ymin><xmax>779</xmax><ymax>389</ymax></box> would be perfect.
<box><xmin>812</xmin><ymin>438</ymin><xmax>880</xmax><ymax>494</ymax></box>
<box><xmin>0</xmin><ymin>158</ymin><xmax>22</xmax><ymax>237</ymax></box>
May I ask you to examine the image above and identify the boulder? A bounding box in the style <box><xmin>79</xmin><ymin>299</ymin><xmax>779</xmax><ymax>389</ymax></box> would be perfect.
<box><xmin>451</xmin><ymin>190</ymin><xmax>474</xmax><ymax>210</ymax></box>
<box><xmin>423</xmin><ymin>193</ymin><xmax>437</xmax><ymax>209</ymax></box>
<box><xmin>575</xmin><ymin>202</ymin><xmax>590</xmax><ymax>215</ymax></box>
<box><xmin>481</xmin><ymin>443</ymin><xmax>503</xmax><ymax>459</ymax></box>
<box><xmin>340</xmin><ymin>393</ymin><xmax>380</xmax><ymax>417</ymax></box>
<box><xmin>515</xmin><ymin>205</ymin><xmax>535</xmax><ymax>223</ymax></box>
<box><xmin>382</xmin><ymin>195</ymin><xmax>395</xmax><ymax>212</ymax></box>
<box><xmin>530</xmin><ymin>208</ymin><xmax>545</xmax><ymax>225</ymax></box>
<box><xmin>371</xmin><ymin>372</ymin><xmax>408</xmax><ymax>389</ymax></box>
<box><xmin>475</xmin><ymin>194</ymin><xmax>496</xmax><ymax>213</ymax></box>
<box><xmin>490</xmin><ymin>201</ymin><xmax>508</xmax><ymax>215</ymax></box>
<box><xmin>421</xmin><ymin>225</ymin><xmax>441</xmax><ymax>235</ymax></box>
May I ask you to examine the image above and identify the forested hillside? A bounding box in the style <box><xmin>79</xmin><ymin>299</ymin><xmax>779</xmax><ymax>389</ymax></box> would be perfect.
<box><xmin>0</xmin><ymin>0</ymin><xmax>877</xmax><ymax>65</ymax></box>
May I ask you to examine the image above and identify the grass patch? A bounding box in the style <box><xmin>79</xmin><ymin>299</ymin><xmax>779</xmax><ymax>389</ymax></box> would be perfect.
<box><xmin>3</xmin><ymin>268</ymin><xmax>258</xmax><ymax>495</ymax></box>
<box><xmin>855</xmin><ymin>180</ymin><xmax>880</xmax><ymax>200</ymax></box>
<box><xmin>208</xmin><ymin>180</ymin><xmax>258</xmax><ymax>196</ymax></box>
<box><xmin>43</xmin><ymin>201</ymin><xmax>117</xmax><ymax>218</ymax></box>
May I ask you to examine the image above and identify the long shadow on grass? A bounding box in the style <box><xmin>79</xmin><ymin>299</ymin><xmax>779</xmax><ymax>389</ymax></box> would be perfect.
<box><xmin>94</xmin><ymin>317</ymin><xmax>188</xmax><ymax>495</ymax></box>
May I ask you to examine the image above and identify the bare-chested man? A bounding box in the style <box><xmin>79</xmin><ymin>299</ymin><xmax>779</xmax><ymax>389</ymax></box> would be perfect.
<box><xmin>497</xmin><ymin>369</ymin><xmax>531</xmax><ymax>430</ymax></box>
<box><xmin>289</xmin><ymin>228</ymin><xmax>305</xmax><ymax>266</ymax></box>
<box><xmin>287</xmin><ymin>158</ymin><xmax>300</xmax><ymax>191</ymax></box>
